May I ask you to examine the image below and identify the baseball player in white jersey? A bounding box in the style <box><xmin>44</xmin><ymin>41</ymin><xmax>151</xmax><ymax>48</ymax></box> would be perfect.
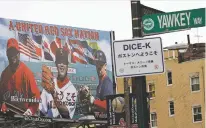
<box><xmin>39</xmin><ymin>48</ymin><xmax>77</xmax><ymax>119</ymax></box>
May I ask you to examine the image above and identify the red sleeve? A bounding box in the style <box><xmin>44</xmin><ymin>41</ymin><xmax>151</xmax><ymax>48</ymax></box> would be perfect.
<box><xmin>93</xmin><ymin>99</ymin><xmax>107</xmax><ymax>110</ymax></box>
<box><xmin>25</xmin><ymin>67</ymin><xmax>41</xmax><ymax>115</ymax></box>
<box><xmin>0</xmin><ymin>75</ymin><xmax>4</xmax><ymax>105</ymax></box>
<box><xmin>0</xmin><ymin>69</ymin><xmax>8</xmax><ymax>104</ymax></box>
<box><xmin>0</xmin><ymin>72</ymin><xmax>4</xmax><ymax>103</ymax></box>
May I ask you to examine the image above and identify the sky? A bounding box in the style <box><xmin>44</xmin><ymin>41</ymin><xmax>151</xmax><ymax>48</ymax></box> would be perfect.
<box><xmin>0</xmin><ymin>0</ymin><xmax>205</xmax><ymax>48</ymax></box>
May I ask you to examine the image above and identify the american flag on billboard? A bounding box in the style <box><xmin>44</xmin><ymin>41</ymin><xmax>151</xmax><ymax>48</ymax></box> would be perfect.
<box><xmin>32</xmin><ymin>34</ymin><xmax>42</xmax><ymax>45</ymax></box>
<box><xmin>50</xmin><ymin>37</ymin><xmax>69</xmax><ymax>56</ymax></box>
<box><xmin>18</xmin><ymin>33</ymin><xmax>42</xmax><ymax>60</ymax></box>
<box><xmin>42</xmin><ymin>35</ymin><xmax>54</xmax><ymax>61</ymax></box>
<box><xmin>69</xmin><ymin>39</ymin><xmax>88</xmax><ymax>64</ymax></box>
<box><xmin>32</xmin><ymin>34</ymin><xmax>43</xmax><ymax>57</ymax></box>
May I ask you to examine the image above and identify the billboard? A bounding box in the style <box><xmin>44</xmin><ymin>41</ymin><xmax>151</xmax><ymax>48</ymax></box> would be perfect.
<box><xmin>0</xmin><ymin>17</ymin><xmax>114</xmax><ymax>121</ymax></box>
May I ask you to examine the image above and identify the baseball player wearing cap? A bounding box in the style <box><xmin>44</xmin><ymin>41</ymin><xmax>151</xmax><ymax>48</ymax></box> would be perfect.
<box><xmin>39</xmin><ymin>48</ymin><xmax>77</xmax><ymax>119</ymax></box>
<box><xmin>85</xmin><ymin>50</ymin><xmax>113</xmax><ymax>112</ymax></box>
<box><xmin>0</xmin><ymin>38</ymin><xmax>41</xmax><ymax>116</ymax></box>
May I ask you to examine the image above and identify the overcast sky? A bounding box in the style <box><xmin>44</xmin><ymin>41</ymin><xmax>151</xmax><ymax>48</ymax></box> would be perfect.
<box><xmin>0</xmin><ymin>0</ymin><xmax>205</xmax><ymax>47</ymax></box>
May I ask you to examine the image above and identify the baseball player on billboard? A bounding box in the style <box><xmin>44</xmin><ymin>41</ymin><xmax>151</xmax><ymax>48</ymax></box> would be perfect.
<box><xmin>39</xmin><ymin>48</ymin><xmax>77</xmax><ymax>119</ymax></box>
<box><xmin>0</xmin><ymin>38</ymin><xmax>41</xmax><ymax>116</ymax></box>
<box><xmin>79</xmin><ymin>50</ymin><xmax>113</xmax><ymax>112</ymax></box>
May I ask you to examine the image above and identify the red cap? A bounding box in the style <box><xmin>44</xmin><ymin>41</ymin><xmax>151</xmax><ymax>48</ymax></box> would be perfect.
<box><xmin>7</xmin><ymin>38</ymin><xmax>19</xmax><ymax>51</ymax></box>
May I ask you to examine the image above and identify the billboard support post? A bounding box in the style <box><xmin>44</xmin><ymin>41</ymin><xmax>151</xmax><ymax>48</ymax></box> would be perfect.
<box><xmin>124</xmin><ymin>77</ymin><xmax>131</xmax><ymax>127</ymax></box>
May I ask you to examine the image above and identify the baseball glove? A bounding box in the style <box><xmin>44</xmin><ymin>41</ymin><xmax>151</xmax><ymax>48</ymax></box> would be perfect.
<box><xmin>78</xmin><ymin>85</ymin><xmax>94</xmax><ymax>113</ymax></box>
<box><xmin>41</xmin><ymin>65</ymin><xmax>55</xmax><ymax>94</ymax></box>
<box><xmin>78</xmin><ymin>85</ymin><xmax>91</xmax><ymax>104</ymax></box>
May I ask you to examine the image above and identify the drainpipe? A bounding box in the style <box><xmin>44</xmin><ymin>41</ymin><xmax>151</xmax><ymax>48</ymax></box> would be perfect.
<box><xmin>202</xmin><ymin>66</ymin><xmax>205</xmax><ymax>103</ymax></box>
<box><xmin>201</xmin><ymin>65</ymin><xmax>205</xmax><ymax>128</ymax></box>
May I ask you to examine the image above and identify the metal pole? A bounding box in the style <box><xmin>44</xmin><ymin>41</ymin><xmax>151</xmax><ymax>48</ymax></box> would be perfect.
<box><xmin>124</xmin><ymin>77</ymin><xmax>130</xmax><ymax>127</ymax></box>
<box><xmin>131</xmin><ymin>0</ymin><xmax>150</xmax><ymax>128</ymax></box>
<box><xmin>111</xmin><ymin>31</ymin><xmax>117</xmax><ymax>94</ymax></box>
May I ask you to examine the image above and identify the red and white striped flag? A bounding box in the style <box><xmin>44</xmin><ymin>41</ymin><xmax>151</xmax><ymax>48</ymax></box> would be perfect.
<box><xmin>72</xmin><ymin>52</ymin><xmax>87</xmax><ymax>64</ymax></box>
<box><xmin>18</xmin><ymin>33</ymin><xmax>41</xmax><ymax>60</ymax></box>
<box><xmin>69</xmin><ymin>39</ymin><xmax>88</xmax><ymax>64</ymax></box>
<box><xmin>42</xmin><ymin>35</ymin><xmax>54</xmax><ymax>61</ymax></box>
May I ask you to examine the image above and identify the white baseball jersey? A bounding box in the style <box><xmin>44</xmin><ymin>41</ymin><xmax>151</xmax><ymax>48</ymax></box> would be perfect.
<box><xmin>39</xmin><ymin>78</ymin><xmax>77</xmax><ymax>119</ymax></box>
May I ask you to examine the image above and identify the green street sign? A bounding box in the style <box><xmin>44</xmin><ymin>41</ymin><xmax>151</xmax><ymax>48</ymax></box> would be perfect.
<box><xmin>142</xmin><ymin>8</ymin><xmax>206</xmax><ymax>35</ymax></box>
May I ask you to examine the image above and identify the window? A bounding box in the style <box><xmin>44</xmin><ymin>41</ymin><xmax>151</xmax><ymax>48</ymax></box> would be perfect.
<box><xmin>148</xmin><ymin>82</ymin><xmax>155</xmax><ymax>99</ymax></box>
<box><xmin>167</xmin><ymin>50</ymin><xmax>170</xmax><ymax>58</ymax></box>
<box><xmin>191</xmin><ymin>77</ymin><xmax>200</xmax><ymax>92</ymax></box>
<box><xmin>150</xmin><ymin>112</ymin><xmax>157</xmax><ymax>128</ymax></box>
<box><xmin>172</xmin><ymin>50</ymin><xmax>176</xmax><ymax>59</ymax></box>
<box><xmin>169</xmin><ymin>101</ymin><xmax>175</xmax><ymax>116</ymax></box>
<box><xmin>167</xmin><ymin>70</ymin><xmax>172</xmax><ymax>85</ymax></box>
<box><xmin>192</xmin><ymin>105</ymin><xmax>202</xmax><ymax>122</ymax></box>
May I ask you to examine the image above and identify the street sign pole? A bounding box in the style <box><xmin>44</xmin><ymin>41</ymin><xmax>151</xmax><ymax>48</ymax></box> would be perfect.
<box><xmin>131</xmin><ymin>1</ymin><xmax>150</xmax><ymax>128</ymax></box>
<box><xmin>124</xmin><ymin>77</ymin><xmax>131</xmax><ymax>127</ymax></box>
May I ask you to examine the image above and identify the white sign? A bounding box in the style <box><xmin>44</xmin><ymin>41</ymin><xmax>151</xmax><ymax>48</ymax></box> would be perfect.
<box><xmin>113</xmin><ymin>37</ymin><xmax>164</xmax><ymax>77</ymax></box>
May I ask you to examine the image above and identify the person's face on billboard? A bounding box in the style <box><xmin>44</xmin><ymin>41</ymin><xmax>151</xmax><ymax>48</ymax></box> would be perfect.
<box><xmin>96</xmin><ymin>63</ymin><xmax>107</xmax><ymax>78</ymax></box>
<box><xmin>56</xmin><ymin>62</ymin><xmax>68</xmax><ymax>80</ymax></box>
<box><xmin>7</xmin><ymin>48</ymin><xmax>20</xmax><ymax>72</ymax></box>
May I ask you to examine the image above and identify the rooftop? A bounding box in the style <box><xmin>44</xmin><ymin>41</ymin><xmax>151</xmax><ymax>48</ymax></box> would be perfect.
<box><xmin>164</xmin><ymin>42</ymin><xmax>205</xmax><ymax>63</ymax></box>
<box><xmin>164</xmin><ymin>43</ymin><xmax>188</xmax><ymax>50</ymax></box>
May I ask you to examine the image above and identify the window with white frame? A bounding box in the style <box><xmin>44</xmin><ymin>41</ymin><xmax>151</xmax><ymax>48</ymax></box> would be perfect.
<box><xmin>193</xmin><ymin>105</ymin><xmax>202</xmax><ymax>122</ymax></box>
<box><xmin>148</xmin><ymin>82</ymin><xmax>155</xmax><ymax>99</ymax></box>
<box><xmin>167</xmin><ymin>50</ymin><xmax>170</xmax><ymax>58</ymax></box>
<box><xmin>191</xmin><ymin>77</ymin><xmax>200</xmax><ymax>92</ymax></box>
<box><xmin>150</xmin><ymin>112</ymin><xmax>157</xmax><ymax>127</ymax></box>
<box><xmin>167</xmin><ymin>70</ymin><xmax>172</xmax><ymax>85</ymax></box>
<box><xmin>169</xmin><ymin>101</ymin><xmax>175</xmax><ymax>116</ymax></box>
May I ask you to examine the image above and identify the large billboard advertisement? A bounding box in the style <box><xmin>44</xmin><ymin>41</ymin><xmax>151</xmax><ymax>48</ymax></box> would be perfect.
<box><xmin>0</xmin><ymin>17</ymin><xmax>114</xmax><ymax>120</ymax></box>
